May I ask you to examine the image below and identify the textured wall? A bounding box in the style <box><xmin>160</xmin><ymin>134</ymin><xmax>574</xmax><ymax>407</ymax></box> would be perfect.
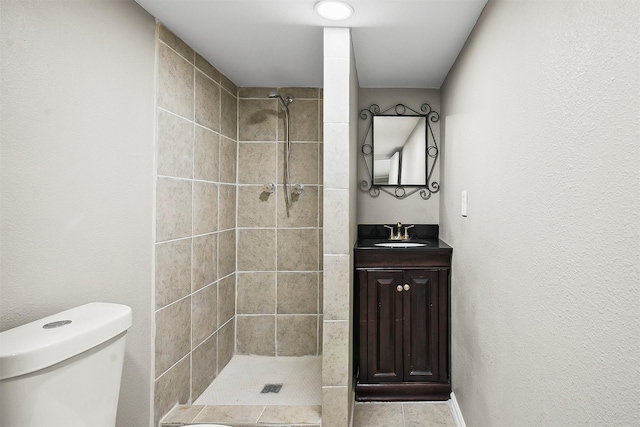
<box><xmin>357</xmin><ymin>88</ymin><xmax>441</xmax><ymax>225</ymax></box>
<box><xmin>153</xmin><ymin>25</ymin><xmax>238</xmax><ymax>424</ymax></box>
<box><xmin>440</xmin><ymin>1</ymin><xmax>639</xmax><ymax>425</ymax></box>
<box><xmin>235</xmin><ymin>87</ymin><xmax>323</xmax><ymax>357</ymax></box>
<box><xmin>0</xmin><ymin>1</ymin><xmax>155</xmax><ymax>425</ymax></box>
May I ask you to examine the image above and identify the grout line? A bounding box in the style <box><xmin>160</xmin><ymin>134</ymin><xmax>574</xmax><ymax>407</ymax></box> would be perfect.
<box><xmin>155</xmin><ymin>293</ymin><xmax>191</xmax><ymax>313</ymax></box>
<box><xmin>274</xmin><ymin>97</ymin><xmax>281</xmax><ymax>356</ymax></box>
<box><xmin>189</xmin><ymin>59</ymin><xmax>197</xmax><ymax>402</ymax></box>
<box><xmin>159</xmin><ymin>175</ymin><xmax>221</xmax><ymax>184</ymax></box>
<box><xmin>191</xmin><ymin>405</ymin><xmax>207</xmax><ymax>424</ymax></box>
<box><xmin>155</xmin><ymin>351</ymin><xmax>190</xmax><ymax>382</ymax></box>
<box><xmin>158</xmin><ymin>39</ymin><xmax>193</xmax><ymax>67</ymax></box>
<box><xmin>256</xmin><ymin>405</ymin><xmax>268</xmax><ymax>424</ymax></box>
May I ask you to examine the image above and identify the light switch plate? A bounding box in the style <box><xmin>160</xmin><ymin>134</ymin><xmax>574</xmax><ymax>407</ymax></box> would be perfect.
<box><xmin>461</xmin><ymin>191</ymin><xmax>468</xmax><ymax>217</ymax></box>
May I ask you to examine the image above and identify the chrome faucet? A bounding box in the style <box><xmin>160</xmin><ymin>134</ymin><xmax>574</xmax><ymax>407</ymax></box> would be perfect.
<box><xmin>383</xmin><ymin>222</ymin><xmax>414</xmax><ymax>240</ymax></box>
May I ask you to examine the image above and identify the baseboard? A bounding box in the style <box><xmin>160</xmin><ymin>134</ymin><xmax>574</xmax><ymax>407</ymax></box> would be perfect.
<box><xmin>449</xmin><ymin>391</ymin><xmax>467</xmax><ymax>427</ymax></box>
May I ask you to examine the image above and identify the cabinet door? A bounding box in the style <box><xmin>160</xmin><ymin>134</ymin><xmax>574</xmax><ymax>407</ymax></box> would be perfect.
<box><xmin>403</xmin><ymin>270</ymin><xmax>440</xmax><ymax>382</ymax></box>
<box><xmin>366</xmin><ymin>270</ymin><xmax>403</xmax><ymax>382</ymax></box>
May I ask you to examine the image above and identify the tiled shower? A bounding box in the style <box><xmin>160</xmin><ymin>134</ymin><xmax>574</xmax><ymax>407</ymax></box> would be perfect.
<box><xmin>153</xmin><ymin>24</ymin><xmax>323</xmax><ymax>424</ymax></box>
<box><xmin>236</xmin><ymin>87</ymin><xmax>323</xmax><ymax>357</ymax></box>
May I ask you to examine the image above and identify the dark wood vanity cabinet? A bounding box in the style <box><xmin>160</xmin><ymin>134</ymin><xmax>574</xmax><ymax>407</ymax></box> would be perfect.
<box><xmin>362</xmin><ymin>269</ymin><xmax>442</xmax><ymax>383</ymax></box>
<box><xmin>355</xmin><ymin>243</ymin><xmax>452</xmax><ymax>401</ymax></box>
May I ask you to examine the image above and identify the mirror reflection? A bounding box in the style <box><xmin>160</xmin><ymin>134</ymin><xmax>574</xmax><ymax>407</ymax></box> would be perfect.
<box><xmin>373</xmin><ymin>116</ymin><xmax>427</xmax><ymax>186</ymax></box>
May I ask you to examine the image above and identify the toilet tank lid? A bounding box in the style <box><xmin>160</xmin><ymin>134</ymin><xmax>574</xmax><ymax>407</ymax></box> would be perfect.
<box><xmin>0</xmin><ymin>302</ymin><xmax>132</xmax><ymax>380</ymax></box>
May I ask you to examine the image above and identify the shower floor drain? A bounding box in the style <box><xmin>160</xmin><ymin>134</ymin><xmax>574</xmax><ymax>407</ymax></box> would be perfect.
<box><xmin>260</xmin><ymin>384</ymin><xmax>283</xmax><ymax>394</ymax></box>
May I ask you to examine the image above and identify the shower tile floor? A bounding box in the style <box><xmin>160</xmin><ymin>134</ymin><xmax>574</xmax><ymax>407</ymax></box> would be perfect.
<box><xmin>161</xmin><ymin>355</ymin><xmax>322</xmax><ymax>427</ymax></box>
<box><xmin>195</xmin><ymin>355</ymin><xmax>322</xmax><ymax>406</ymax></box>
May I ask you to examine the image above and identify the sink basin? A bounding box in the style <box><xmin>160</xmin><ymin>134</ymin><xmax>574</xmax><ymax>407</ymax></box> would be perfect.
<box><xmin>374</xmin><ymin>242</ymin><xmax>427</xmax><ymax>248</ymax></box>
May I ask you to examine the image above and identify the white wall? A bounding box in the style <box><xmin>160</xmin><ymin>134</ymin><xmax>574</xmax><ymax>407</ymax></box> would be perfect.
<box><xmin>357</xmin><ymin>88</ymin><xmax>440</xmax><ymax>225</ymax></box>
<box><xmin>0</xmin><ymin>1</ymin><xmax>156</xmax><ymax>425</ymax></box>
<box><xmin>440</xmin><ymin>1</ymin><xmax>639</xmax><ymax>425</ymax></box>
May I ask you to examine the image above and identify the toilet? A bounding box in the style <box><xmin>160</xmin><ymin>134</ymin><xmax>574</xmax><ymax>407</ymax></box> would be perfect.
<box><xmin>0</xmin><ymin>302</ymin><xmax>132</xmax><ymax>427</ymax></box>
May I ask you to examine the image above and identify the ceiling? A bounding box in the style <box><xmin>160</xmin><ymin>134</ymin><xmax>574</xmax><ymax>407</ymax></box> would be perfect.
<box><xmin>134</xmin><ymin>0</ymin><xmax>488</xmax><ymax>89</ymax></box>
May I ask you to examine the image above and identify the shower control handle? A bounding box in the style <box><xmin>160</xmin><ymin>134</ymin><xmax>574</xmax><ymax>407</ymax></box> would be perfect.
<box><xmin>263</xmin><ymin>183</ymin><xmax>276</xmax><ymax>194</ymax></box>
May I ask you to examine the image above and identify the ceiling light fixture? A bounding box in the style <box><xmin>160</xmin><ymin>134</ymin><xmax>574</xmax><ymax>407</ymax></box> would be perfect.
<box><xmin>314</xmin><ymin>0</ymin><xmax>354</xmax><ymax>21</ymax></box>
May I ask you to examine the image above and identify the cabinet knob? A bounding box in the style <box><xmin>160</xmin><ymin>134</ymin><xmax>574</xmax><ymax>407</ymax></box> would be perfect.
<box><xmin>404</xmin><ymin>284</ymin><xmax>410</xmax><ymax>291</ymax></box>
<box><xmin>396</xmin><ymin>285</ymin><xmax>403</xmax><ymax>292</ymax></box>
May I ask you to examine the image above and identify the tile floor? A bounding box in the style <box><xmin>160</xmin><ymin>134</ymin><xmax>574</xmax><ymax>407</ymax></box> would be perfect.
<box><xmin>161</xmin><ymin>404</ymin><xmax>322</xmax><ymax>426</ymax></box>
<box><xmin>353</xmin><ymin>402</ymin><xmax>458</xmax><ymax>427</ymax></box>
<box><xmin>160</xmin><ymin>355</ymin><xmax>459</xmax><ymax>427</ymax></box>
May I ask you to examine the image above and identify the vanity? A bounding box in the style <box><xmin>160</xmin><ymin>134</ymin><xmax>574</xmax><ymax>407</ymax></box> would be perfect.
<box><xmin>354</xmin><ymin>223</ymin><xmax>452</xmax><ymax>401</ymax></box>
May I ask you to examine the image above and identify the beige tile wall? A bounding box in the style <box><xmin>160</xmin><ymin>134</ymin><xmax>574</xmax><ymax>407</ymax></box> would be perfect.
<box><xmin>154</xmin><ymin>24</ymin><xmax>237</xmax><ymax>425</ymax></box>
<box><xmin>322</xmin><ymin>27</ymin><xmax>356</xmax><ymax>426</ymax></box>
<box><xmin>236</xmin><ymin>88</ymin><xmax>323</xmax><ymax>357</ymax></box>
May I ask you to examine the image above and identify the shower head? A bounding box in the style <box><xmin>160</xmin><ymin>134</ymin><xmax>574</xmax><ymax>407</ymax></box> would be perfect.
<box><xmin>268</xmin><ymin>91</ymin><xmax>294</xmax><ymax>111</ymax></box>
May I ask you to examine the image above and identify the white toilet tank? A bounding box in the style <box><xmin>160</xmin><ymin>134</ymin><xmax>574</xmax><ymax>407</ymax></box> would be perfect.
<box><xmin>0</xmin><ymin>302</ymin><xmax>132</xmax><ymax>427</ymax></box>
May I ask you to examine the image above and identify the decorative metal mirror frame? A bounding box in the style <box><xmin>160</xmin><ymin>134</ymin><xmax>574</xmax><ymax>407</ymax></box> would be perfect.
<box><xmin>360</xmin><ymin>102</ymin><xmax>440</xmax><ymax>200</ymax></box>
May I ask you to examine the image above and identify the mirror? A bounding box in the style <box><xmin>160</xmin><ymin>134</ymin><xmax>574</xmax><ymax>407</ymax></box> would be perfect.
<box><xmin>359</xmin><ymin>102</ymin><xmax>440</xmax><ymax>200</ymax></box>
<box><xmin>373</xmin><ymin>116</ymin><xmax>427</xmax><ymax>186</ymax></box>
